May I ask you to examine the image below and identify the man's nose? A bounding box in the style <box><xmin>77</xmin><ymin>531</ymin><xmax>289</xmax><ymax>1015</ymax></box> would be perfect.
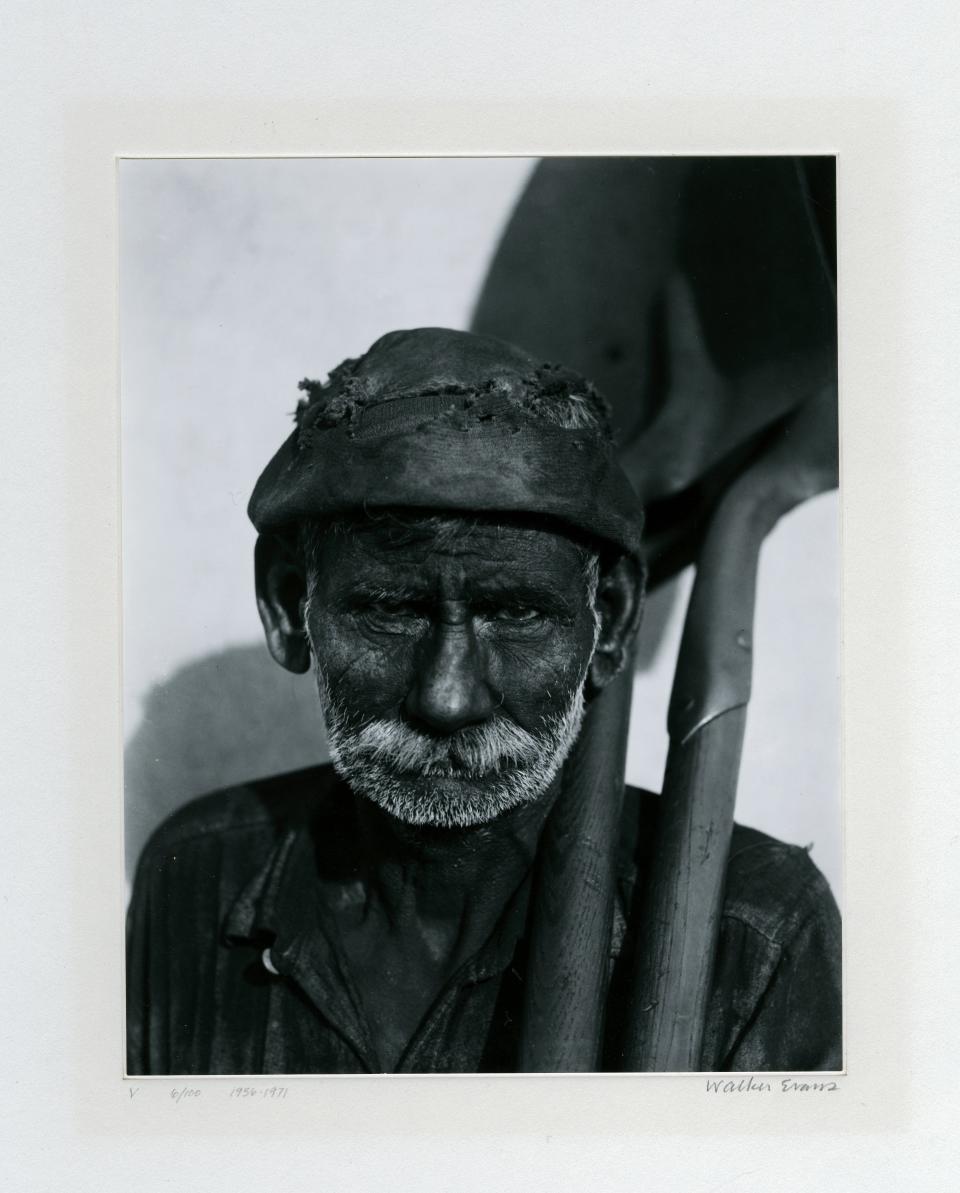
<box><xmin>405</xmin><ymin>620</ymin><xmax>497</xmax><ymax>732</ymax></box>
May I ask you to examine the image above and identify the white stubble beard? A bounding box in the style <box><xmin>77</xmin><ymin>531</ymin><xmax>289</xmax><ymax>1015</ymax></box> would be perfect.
<box><xmin>311</xmin><ymin>662</ymin><xmax>589</xmax><ymax>830</ymax></box>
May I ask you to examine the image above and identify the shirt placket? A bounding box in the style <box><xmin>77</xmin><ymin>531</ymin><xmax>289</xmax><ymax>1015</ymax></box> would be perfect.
<box><xmin>396</xmin><ymin>880</ymin><xmax>535</xmax><ymax>1073</ymax></box>
<box><xmin>269</xmin><ymin>919</ymin><xmax>384</xmax><ymax>1072</ymax></box>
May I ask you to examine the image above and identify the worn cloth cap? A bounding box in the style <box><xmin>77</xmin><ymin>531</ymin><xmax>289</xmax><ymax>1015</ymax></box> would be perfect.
<box><xmin>248</xmin><ymin>327</ymin><xmax>644</xmax><ymax>560</ymax></box>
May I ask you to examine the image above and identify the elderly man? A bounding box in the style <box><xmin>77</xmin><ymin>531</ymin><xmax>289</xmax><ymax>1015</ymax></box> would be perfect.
<box><xmin>126</xmin><ymin>328</ymin><xmax>841</xmax><ymax>1075</ymax></box>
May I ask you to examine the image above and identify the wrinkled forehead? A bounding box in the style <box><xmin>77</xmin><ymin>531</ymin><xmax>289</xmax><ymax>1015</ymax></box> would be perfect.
<box><xmin>307</xmin><ymin>511</ymin><xmax>594</xmax><ymax>590</ymax></box>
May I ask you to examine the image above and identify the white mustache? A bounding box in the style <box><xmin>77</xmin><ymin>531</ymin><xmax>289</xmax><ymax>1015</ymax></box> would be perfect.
<box><xmin>341</xmin><ymin>715</ymin><xmax>547</xmax><ymax>778</ymax></box>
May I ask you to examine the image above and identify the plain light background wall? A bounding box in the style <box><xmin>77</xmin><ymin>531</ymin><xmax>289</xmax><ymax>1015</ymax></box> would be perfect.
<box><xmin>120</xmin><ymin>157</ymin><xmax>840</xmax><ymax>897</ymax></box>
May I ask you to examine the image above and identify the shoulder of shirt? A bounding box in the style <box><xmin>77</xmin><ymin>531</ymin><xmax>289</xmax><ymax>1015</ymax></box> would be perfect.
<box><xmin>137</xmin><ymin>763</ymin><xmax>339</xmax><ymax>860</ymax></box>
<box><xmin>620</xmin><ymin>785</ymin><xmax>839</xmax><ymax>950</ymax></box>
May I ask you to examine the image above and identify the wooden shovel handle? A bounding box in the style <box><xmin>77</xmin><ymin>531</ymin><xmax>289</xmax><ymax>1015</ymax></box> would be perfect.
<box><xmin>519</xmin><ymin>659</ymin><xmax>634</xmax><ymax>1071</ymax></box>
<box><xmin>622</xmin><ymin>384</ymin><xmax>838</xmax><ymax>1069</ymax></box>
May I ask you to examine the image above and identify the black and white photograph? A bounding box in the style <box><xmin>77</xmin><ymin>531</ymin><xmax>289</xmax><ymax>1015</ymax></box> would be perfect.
<box><xmin>9</xmin><ymin>0</ymin><xmax>960</xmax><ymax>1185</ymax></box>
<box><xmin>121</xmin><ymin>156</ymin><xmax>841</xmax><ymax>1076</ymax></box>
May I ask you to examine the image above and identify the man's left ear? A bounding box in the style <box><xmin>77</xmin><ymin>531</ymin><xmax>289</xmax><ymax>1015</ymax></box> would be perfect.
<box><xmin>588</xmin><ymin>555</ymin><xmax>646</xmax><ymax>692</ymax></box>
<box><xmin>254</xmin><ymin>532</ymin><xmax>312</xmax><ymax>674</ymax></box>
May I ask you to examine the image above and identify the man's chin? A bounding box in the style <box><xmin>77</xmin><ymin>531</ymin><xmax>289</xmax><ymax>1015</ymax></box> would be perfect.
<box><xmin>342</xmin><ymin>763</ymin><xmax>549</xmax><ymax>830</ymax></box>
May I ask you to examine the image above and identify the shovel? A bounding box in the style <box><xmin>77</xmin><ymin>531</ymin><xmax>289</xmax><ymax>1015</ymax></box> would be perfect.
<box><xmin>472</xmin><ymin>156</ymin><xmax>838</xmax><ymax>1070</ymax></box>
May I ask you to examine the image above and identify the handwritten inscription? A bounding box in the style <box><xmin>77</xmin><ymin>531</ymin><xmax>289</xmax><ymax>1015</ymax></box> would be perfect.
<box><xmin>127</xmin><ymin>1084</ymin><xmax>290</xmax><ymax>1104</ymax></box>
<box><xmin>706</xmin><ymin>1077</ymin><xmax>839</xmax><ymax>1094</ymax></box>
<box><xmin>779</xmin><ymin>1078</ymin><xmax>839</xmax><ymax>1093</ymax></box>
<box><xmin>229</xmin><ymin>1085</ymin><xmax>288</xmax><ymax>1100</ymax></box>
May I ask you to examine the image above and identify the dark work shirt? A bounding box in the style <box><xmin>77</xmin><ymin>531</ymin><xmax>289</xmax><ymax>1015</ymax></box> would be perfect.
<box><xmin>126</xmin><ymin>764</ymin><xmax>841</xmax><ymax>1074</ymax></box>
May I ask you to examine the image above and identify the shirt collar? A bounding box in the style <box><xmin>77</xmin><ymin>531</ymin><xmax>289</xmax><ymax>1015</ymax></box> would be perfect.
<box><xmin>223</xmin><ymin>825</ymin><xmax>302</xmax><ymax>945</ymax></box>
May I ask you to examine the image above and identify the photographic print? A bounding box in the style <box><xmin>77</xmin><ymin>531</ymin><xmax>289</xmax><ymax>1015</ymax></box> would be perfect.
<box><xmin>121</xmin><ymin>156</ymin><xmax>841</xmax><ymax>1075</ymax></box>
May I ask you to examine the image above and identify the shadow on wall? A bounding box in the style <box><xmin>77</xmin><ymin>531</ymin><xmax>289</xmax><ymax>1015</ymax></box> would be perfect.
<box><xmin>124</xmin><ymin>643</ymin><xmax>330</xmax><ymax>880</ymax></box>
<box><xmin>123</xmin><ymin>580</ymin><xmax>680</xmax><ymax>880</ymax></box>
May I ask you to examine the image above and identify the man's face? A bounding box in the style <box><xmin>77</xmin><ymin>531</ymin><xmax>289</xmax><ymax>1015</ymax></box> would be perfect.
<box><xmin>302</xmin><ymin>518</ymin><xmax>601</xmax><ymax>829</ymax></box>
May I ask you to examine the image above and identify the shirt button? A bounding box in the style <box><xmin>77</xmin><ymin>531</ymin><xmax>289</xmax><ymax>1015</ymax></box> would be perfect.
<box><xmin>261</xmin><ymin>947</ymin><xmax>280</xmax><ymax>975</ymax></box>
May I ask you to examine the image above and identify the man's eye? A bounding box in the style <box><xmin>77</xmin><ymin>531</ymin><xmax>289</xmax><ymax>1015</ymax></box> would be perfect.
<box><xmin>358</xmin><ymin>608</ymin><xmax>423</xmax><ymax>637</ymax></box>
<box><xmin>354</xmin><ymin>601</ymin><xmax>427</xmax><ymax>632</ymax></box>
<box><xmin>366</xmin><ymin>601</ymin><xmax>419</xmax><ymax>618</ymax></box>
<box><xmin>491</xmin><ymin>606</ymin><xmax>542</xmax><ymax>623</ymax></box>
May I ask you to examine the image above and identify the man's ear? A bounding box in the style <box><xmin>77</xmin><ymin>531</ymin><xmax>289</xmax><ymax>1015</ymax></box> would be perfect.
<box><xmin>588</xmin><ymin>554</ymin><xmax>646</xmax><ymax>692</ymax></box>
<box><xmin>254</xmin><ymin>532</ymin><xmax>312</xmax><ymax>674</ymax></box>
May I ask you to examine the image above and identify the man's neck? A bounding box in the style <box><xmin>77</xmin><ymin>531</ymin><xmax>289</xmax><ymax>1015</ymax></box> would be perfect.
<box><xmin>349</xmin><ymin>783</ymin><xmax>558</xmax><ymax>965</ymax></box>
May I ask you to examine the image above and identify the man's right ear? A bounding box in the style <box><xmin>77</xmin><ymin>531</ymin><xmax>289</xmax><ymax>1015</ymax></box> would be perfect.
<box><xmin>254</xmin><ymin>533</ymin><xmax>312</xmax><ymax>674</ymax></box>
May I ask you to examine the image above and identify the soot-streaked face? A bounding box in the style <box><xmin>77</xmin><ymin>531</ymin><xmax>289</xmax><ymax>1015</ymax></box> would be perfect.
<box><xmin>302</xmin><ymin>519</ymin><xmax>602</xmax><ymax>828</ymax></box>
